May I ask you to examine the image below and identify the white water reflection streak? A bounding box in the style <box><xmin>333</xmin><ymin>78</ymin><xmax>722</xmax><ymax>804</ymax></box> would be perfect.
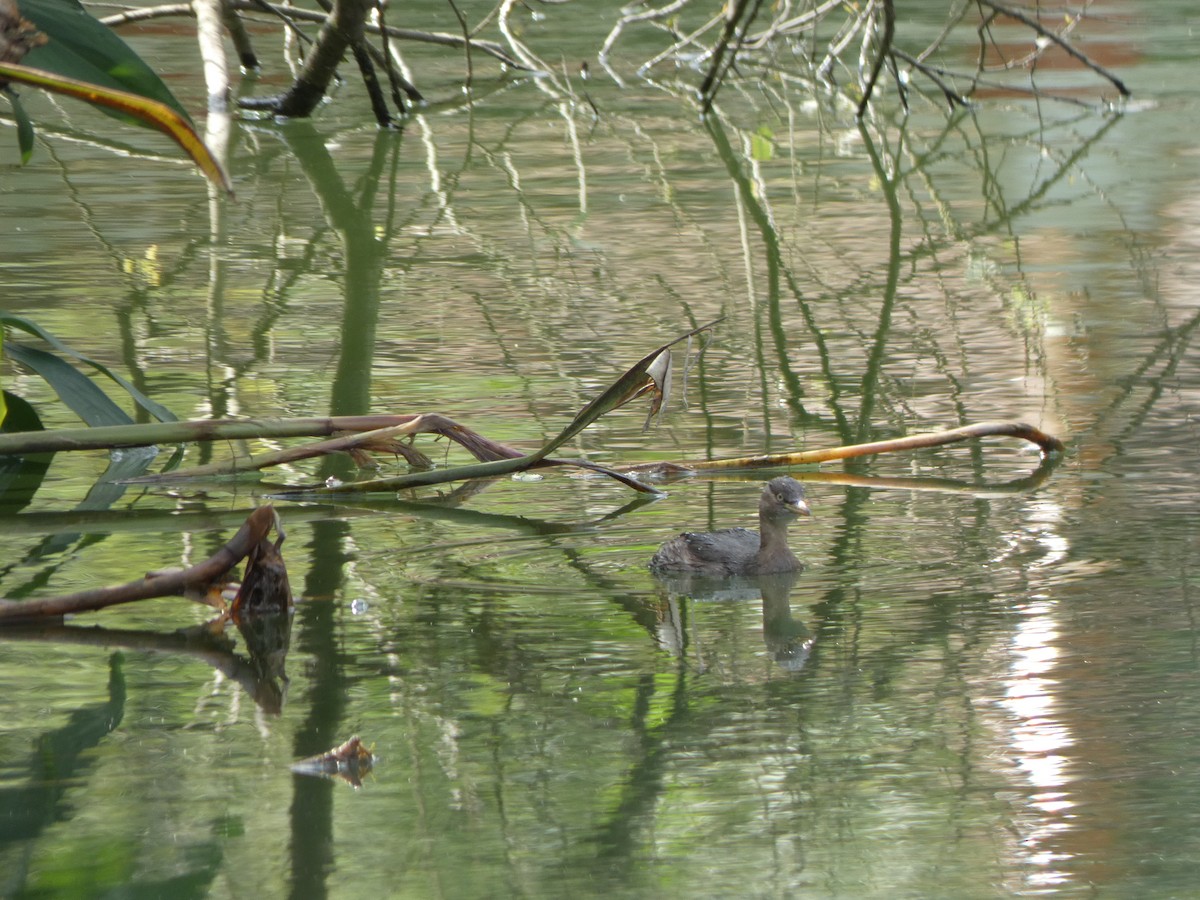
<box><xmin>997</xmin><ymin>497</ymin><xmax>1076</xmax><ymax>889</ymax></box>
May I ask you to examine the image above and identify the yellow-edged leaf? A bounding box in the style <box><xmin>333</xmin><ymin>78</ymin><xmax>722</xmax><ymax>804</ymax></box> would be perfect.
<box><xmin>0</xmin><ymin>61</ymin><xmax>232</xmax><ymax>195</ymax></box>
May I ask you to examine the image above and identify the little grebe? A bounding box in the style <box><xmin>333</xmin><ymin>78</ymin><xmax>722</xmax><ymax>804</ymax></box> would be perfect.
<box><xmin>649</xmin><ymin>476</ymin><xmax>812</xmax><ymax>576</ymax></box>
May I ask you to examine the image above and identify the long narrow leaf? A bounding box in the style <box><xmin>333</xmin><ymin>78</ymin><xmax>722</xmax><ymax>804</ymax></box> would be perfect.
<box><xmin>6</xmin><ymin>342</ymin><xmax>133</xmax><ymax>427</ymax></box>
<box><xmin>0</xmin><ymin>62</ymin><xmax>231</xmax><ymax>194</ymax></box>
<box><xmin>5</xmin><ymin>89</ymin><xmax>36</xmax><ymax>163</ymax></box>
<box><xmin>528</xmin><ymin>319</ymin><xmax>718</xmax><ymax>463</ymax></box>
<box><xmin>1</xmin><ymin>313</ymin><xmax>177</xmax><ymax>422</ymax></box>
<box><xmin>299</xmin><ymin>320</ymin><xmax>723</xmax><ymax>495</ymax></box>
<box><xmin>20</xmin><ymin>0</ymin><xmax>193</xmax><ymax>122</ymax></box>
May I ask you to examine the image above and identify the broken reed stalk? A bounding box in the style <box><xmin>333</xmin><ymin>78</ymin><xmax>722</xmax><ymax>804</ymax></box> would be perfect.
<box><xmin>130</xmin><ymin>416</ymin><xmax>522</xmax><ymax>480</ymax></box>
<box><xmin>0</xmin><ymin>505</ymin><xmax>276</xmax><ymax>623</ymax></box>
<box><xmin>624</xmin><ymin>421</ymin><xmax>1065</xmax><ymax>475</ymax></box>
<box><xmin>0</xmin><ymin>413</ymin><xmax>1065</xmax><ymax>494</ymax></box>
<box><xmin>281</xmin><ymin>419</ymin><xmax>1064</xmax><ymax>495</ymax></box>
<box><xmin>0</xmin><ymin>332</ymin><xmax>1059</xmax><ymax>493</ymax></box>
<box><xmin>0</xmin><ymin>414</ymin><xmax>520</xmax><ymax>459</ymax></box>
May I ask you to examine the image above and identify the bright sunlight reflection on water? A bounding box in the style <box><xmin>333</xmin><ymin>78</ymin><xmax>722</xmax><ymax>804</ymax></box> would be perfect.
<box><xmin>997</xmin><ymin>495</ymin><xmax>1076</xmax><ymax>888</ymax></box>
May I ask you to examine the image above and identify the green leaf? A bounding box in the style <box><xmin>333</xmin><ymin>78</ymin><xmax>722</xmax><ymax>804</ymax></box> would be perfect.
<box><xmin>77</xmin><ymin>445</ymin><xmax>157</xmax><ymax>512</ymax></box>
<box><xmin>19</xmin><ymin>0</ymin><xmax>192</xmax><ymax>124</ymax></box>
<box><xmin>6</xmin><ymin>342</ymin><xmax>134</xmax><ymax>427</ymax></box>
<box><xmin>0</xmin><ymin>392</ymin><xmax>49</xmax><ymax>513</ymax></box>
<box><xmin>1</xmin><ymin>313</ymin><xmax>177</xmax><ymax>422</ymax></box>
<box><xmin>751</xmin><ymin>126</ymin><xmax>774</xmax><ymax>162</ymax></box>
<box><xmin>1</xmin><ymin>389</ymin><xmax>42</xmax><ymax>434</ymax></box>
<box><xmin>0</xmin><ymin>453</ymin><xmax>50</xmax><ymax>513</ymax></box>
<box><xmin>5</xmin><ymin>89</ymin><xmax>36</xmax><ymax>163</ymax></box>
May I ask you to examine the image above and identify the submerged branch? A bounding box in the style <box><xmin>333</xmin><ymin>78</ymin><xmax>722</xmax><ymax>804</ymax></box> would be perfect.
<box><xmin>0</xmin><ymin>505</ymin><xmax>278</xmax><ymax>623</ymax></box>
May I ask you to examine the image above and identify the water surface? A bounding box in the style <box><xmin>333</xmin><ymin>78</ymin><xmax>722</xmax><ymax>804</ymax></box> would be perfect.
<box><xmin>2</xmin><ymin>2</ymin><xmax>1200</xmax><ymax>897</ymax></box>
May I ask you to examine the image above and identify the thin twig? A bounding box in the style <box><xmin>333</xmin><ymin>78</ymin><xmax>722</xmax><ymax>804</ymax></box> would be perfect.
<box><xmin>350</xmin><ymin>39</ymin><xmax>393</xmax><ymax>125</ymax></box>
<box><xmin>700</xmin><ymin>0</ymin><xmax>766</xmax><ymax>114</ymax></box>
<box><xmin>98</xmin><ymin>1</ymin><xmax>525</xmax><ymax>69</ymax></box>
<box><xmin>891</xmin><ymin>47</ymin><xmax>970</xmax><ymax>110</ymax></box>
<box><xmin>817</xmin><ymin>3</ymin><xmax>870</xmax><ymax>83</ymax></box>
<box><xmin>635</xmin><ymin>12</ymin><xmax>724</xmax><ymax>76</ymax></box>
<box><xmin>856</xmin><ymin>0</ymin><xmax>894</xmax><ymax>117</ymax></box>
<box><xmin>496</xmin><ymin>0</ymin><xmax>551</xmax><ymax>75</ymax></box>
<box><xmin>599</xmin><ymin>0</ymin><xmax>690</xmax><ymax>67</ymax></box>
<box><xmin>893</xmin><ymin>47</ymin><xmax>1102</xmax><ymax>111</ymax></box>
<box><xmin>975</xmin><ymin>0</ymin><xmax>1129</xmax><ymax>96</ymax></box>
<box><xmin>371</xmin><ymin>0</ymin><xmax>411</xmax><ymax>111</ymax></box>
<box><xmin>446</xmin><ymin>0</ymin><xmax>472</xmax><ymax>91</ymax></box>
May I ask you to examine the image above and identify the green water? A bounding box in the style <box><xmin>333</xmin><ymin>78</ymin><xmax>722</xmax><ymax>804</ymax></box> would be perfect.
<box><xmin>3</xmin><ymin>2</ymin><xmax>1200</xmax><ymax>897</ymax></box>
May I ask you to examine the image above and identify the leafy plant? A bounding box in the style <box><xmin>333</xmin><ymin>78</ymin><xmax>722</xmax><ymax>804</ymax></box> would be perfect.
<box><xmin>0</xmin><ymin>0</ymin><xmax>230</xmax><ymax>191</ymax></box>
<box><xmin>0</xmin><ymin>312</ymin><xmax>178</xmax><ymax>511</ymax></box>
<box><xmin>1</xmin><ymin>312</ymin><xmax>177</xmax><ymax>428</ymax></box>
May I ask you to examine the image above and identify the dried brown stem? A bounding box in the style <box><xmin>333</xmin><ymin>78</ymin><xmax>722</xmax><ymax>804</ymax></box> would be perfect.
<box><xmin>0</xmin><ymin>505</ymin><xmax>277</xmax><ymax>623</ymax></box>
<box><xmin>625</xmin><ymin>421</ymin><xmax>1065</xmax><ymax>476</ymax></box>
<box><xmin>0</xmin><ymin>413</ymin><xmax>525</xmax><ymax>456</ymax></box>
<box><xmin>137</xmin><ymin>414</ymin><xmax>520</xmax><ymax>480</ymax></box>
